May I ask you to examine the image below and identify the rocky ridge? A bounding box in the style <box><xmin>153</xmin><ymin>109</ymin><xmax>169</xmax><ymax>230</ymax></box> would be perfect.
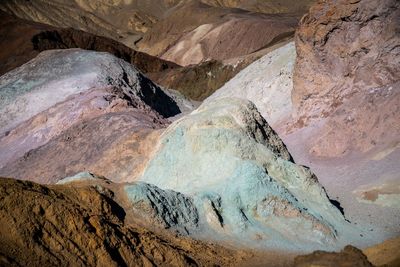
<box><xmin>292</xmin><ymin>0</ymin><xmax>400</xmax><ymax>156</ymax></box>
<box><xmin>205</xmin><ymin>0</ymin><xmax>400</xmax><ymax>248</ymax></box>
<box><xmin>0</xmin><ymin>176</ymin><xmax>253</xmax><ymax>267</ymax></box>
<box><xmin>0</xmin><ymin>49</ymin><xmax>185</xmax><ymax>183</ymax></box>
<box><xmin>0</xmin><ymin>11</ymin><xmax>260</xmax><ymax>102</ymax></box>
<box><xmin>138</xmin><ymin>98</ymin><xmax>363</xmax><ymax>251</ymax></box>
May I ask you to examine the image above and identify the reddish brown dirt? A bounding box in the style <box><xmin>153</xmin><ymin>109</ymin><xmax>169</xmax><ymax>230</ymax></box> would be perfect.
<box><xmin>0</xmin><ymin>177</ymin><xmax>253</xmax><ymax>266</ymax></box>
<box><xmin>363</xmin><ymin>237</ymin><xmax>400</xmax><ymax>267</ymax></box>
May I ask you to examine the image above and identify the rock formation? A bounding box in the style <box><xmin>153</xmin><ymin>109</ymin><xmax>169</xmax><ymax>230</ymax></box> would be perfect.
<box><xmin>0</xmin><ymin>0</ymin><xmax>399</xmax><ymax>265</ymax></box>
<box><xmin>137</xmin><ymin>1</ymin><xmax>299</xmax><ymax>66</ymax></box>
<box><xmin>0</xmin><ymin>176</ymin><xmax>250</xmax><ymax>266</ymax></box>
<box><xmin>1</xmin><ymin>174</ymin><xmax>398</xmax><ymax>266</ymax></box>
<box><xmin>207</xmin><ymin>41</ymin><xmax>295</xmax><ymax>129</ymax></box>
<box><xmin>0</xmin><ymin>11</ymin><xmax>178</xmax><ymax>77</ymax></box>
<box><xmin>0</xmin><ymin>49</ymin><xmax>186</xmax><ymax>183</ymax></box>
<box><xmin>138</xmin><ymin>98</ymin><xmax>358</xmax><ymax>251</ymax></box>
<box><xmin>206</xmin><ymin>0</ymin><xmax>400</xmax><ymax>247</ymax></box>
<box><xmin>292</xmin><ymin>0</ymin><xmax>400</xmax><ymax>156</ymax></box>
<box><xmin>0</xmin><ymin>11</ymin><xmax>262</xmax><ymax>102</ymax></box>
<box><xmin>0</xmin><ymin>0</ymin><xmax>314</xmax><ymax>54</ymax></box>
<box><xmin>285</xmin><ymin>0</ymin><xmax>400</xmax><ymax>244</ymax></box>
<box><xmin>294</xmin><ymin>245</ymin><xmax>374</xmax><ymax>267</ymax></box>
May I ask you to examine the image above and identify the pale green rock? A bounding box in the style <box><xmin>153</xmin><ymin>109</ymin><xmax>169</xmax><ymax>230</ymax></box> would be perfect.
<box><xmin>138</xmin><ymin>98</ymin><xmax>358</xmax><ymax>251</ymax></box>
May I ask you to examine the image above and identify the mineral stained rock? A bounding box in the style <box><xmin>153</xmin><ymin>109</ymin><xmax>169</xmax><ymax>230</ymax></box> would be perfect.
<box><xmin>0</xmin><ymin>49</ymin><xmax>179</xmax><ymax>134</ymax></box>
<box><xmin>292</xmin><ymin>0</ymin><xmax>400</xmax><ymax>156</ymax></box>
<box><xmin>204</xmin><ymin>0</ymin><xmax>400</xmax><ymax>244</ymax></box>
<box><xmin>0</xmin><ymin>49</ymin><xmax>185</xmax><ymax>183</ymax></box>
<box><xmin>139</xmin><ymin>98</ymin><xmax>356</xmax><ymax>251</ymax></box>
<box><xmin>0</xmin><ymin>177</ymin><xmax>249</xmax><ymax>267</ymax></box>
<box><xmin>125</xmin><ymin>182</ymin><xmax>200</xmax><ymax>234</ymax></box>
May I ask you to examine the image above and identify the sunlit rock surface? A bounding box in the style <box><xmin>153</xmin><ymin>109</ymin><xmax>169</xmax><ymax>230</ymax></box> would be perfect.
<box><xmin>139</xmin><ymin>98</ymin><xmax>360</xmax><ymax>251</ymax></box>
<box><xmin>0</xmin><ymin>49</ymin><xmax>184</xmax><ymax>183</ymax></box>
<box><xmin>207</xmin><ymin>41</ymin><xmax>295</xmax><ymax>128</ymax></box>
<box><xmin>205</xmin><ymin>0</ymin><xmax>400</xmax><ymax>245</ymax></box>
<box><xmin>0</xmin><ymin>48</ymin><xmax>179</xmax><ymax>135</ymax></box>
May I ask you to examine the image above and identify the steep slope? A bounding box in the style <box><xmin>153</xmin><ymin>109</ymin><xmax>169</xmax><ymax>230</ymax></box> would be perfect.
<box><xmin>292</xmin><ymin>0</ymin><xmax>400</xmax><ymax>156</ymax></box>
<box><xmin>0</xmin><ymin>0</ymin><xmax>310</xmax><ymax>53</ymax></box>
<box><xmin>0</xmin><ymin>177</ymin><xmax>252</xmax><ymax>266</ymax></box>
<box><xmin>137</xmin><ymin>1</ymin><xmax>299</xmax><ymax>65</ymax></box>
<box><xmin>0</xmin><ymin>49</ymin><xmax>184</xmax><ymax>183</ymax></box>
<box><xmin>206</xmin><ymin>0</ymin><xmax>400</xmax><ymax>246</ymax></box>
<box><xmin>285</xmin><ymin>0</ymin><xmax>400</xmax><ymax>238</ymax></box>
<box><xmin>138</xmin><ymin>98</ymin><xmax>369</xmax><ymax>251</ymax></box>
<box><xmin>201</xmin><ymin>0</ymin><xmax>315</xmax><ymax>14</ymax></box>
<box><xmin>0</xmin><ymin>49</ymin><xmax>179</xmax><ymax>135</ymax></box>
<box><xmin>0</xmin><ymin>11</ymin><xmax>178</xmax><ymax>77</ymax></box>
<box><xmin>207</xmin><ymin>41</ymin><xmax>295</xmax><ymax>129</ymax></box>
<box><xmin>148</xmin><ymin>60</ymin><xmax>238</xmax><ymax>101</ymax></box>
<box><xmin>0</xmin><ymin>11</ymin><xmax>262</xmax><ymax>102</ymax></box>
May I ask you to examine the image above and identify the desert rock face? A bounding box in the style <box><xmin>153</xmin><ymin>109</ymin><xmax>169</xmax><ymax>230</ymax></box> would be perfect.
<box><xmin>0</xmin><ymin>0</ymin><xmax>311</xmax><ymax>54</ymax></box>
<box><xmin>137</xmin><ymin>1</ymin><xmax>299</xmax><ymax>66</ymax></box>
<box><xmin>138</xmin><ymin>98</ymin><xmax>358</xmax><ymax>251</ymax></box>
<box><xmin>0</xmin><ymin>49</ymin><xmax>179</xmax><ymax>134</ymax></box>
<box><xmin>292</xmin><ymin>0</ymin><xmax>400</xmax><ymax>156</ymax></box>
<box><xmin>0</xmin><ymin>177</ymin><xmax>248</xmax><ymax>266</ymax></box>
<box><xmin>0</xmin><ymin>11</ymin><xmax>259</xmax><ymax>102</ymax></box>
<box><xmin>1</xmin><ymin>0</ymin><xmax>399</xmax><ymax>265</ymax></box>
<box><xmin>0</xmin><ymin>49</ymin><xmax>185</xmax><ymax>183</ymax></box>
<box><xmin>207</xmin><ymin>41</ymin><xmax>295</xmax><ymax>128</ymax></box>
<box><xmin>205</xmin><ymin>0</ymin><xmax>400</xmax><ymax>251</ymax></box>
<box><xmin>281</xmin><ymin>1</ymin><xmax>400</xmax><ymax>238</ymax></box>
<box><xmin>294</xmin><ymin>245</ymin><xmax>374</xmax><ymax>267</ymax></box>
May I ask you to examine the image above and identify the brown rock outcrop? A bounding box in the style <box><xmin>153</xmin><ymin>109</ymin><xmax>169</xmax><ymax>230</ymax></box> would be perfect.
<box><xmin>292</xmin><ymin>0</ymin><xmax>400</xmax><ymax>156</ymax></box>
<box><xmin>0</xmin><ymin>177</ymin><xmax>247</xmax><ymax>266</ymax></box>
<box><xmin>363</xmin><ymin>237</ymin><xmax>400</xmax><ymax>267</ymax></box>
<box><xmin>294</xmin><ymin>245</ymin><xmax>374</xmax><ymax>267</ymax></box>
